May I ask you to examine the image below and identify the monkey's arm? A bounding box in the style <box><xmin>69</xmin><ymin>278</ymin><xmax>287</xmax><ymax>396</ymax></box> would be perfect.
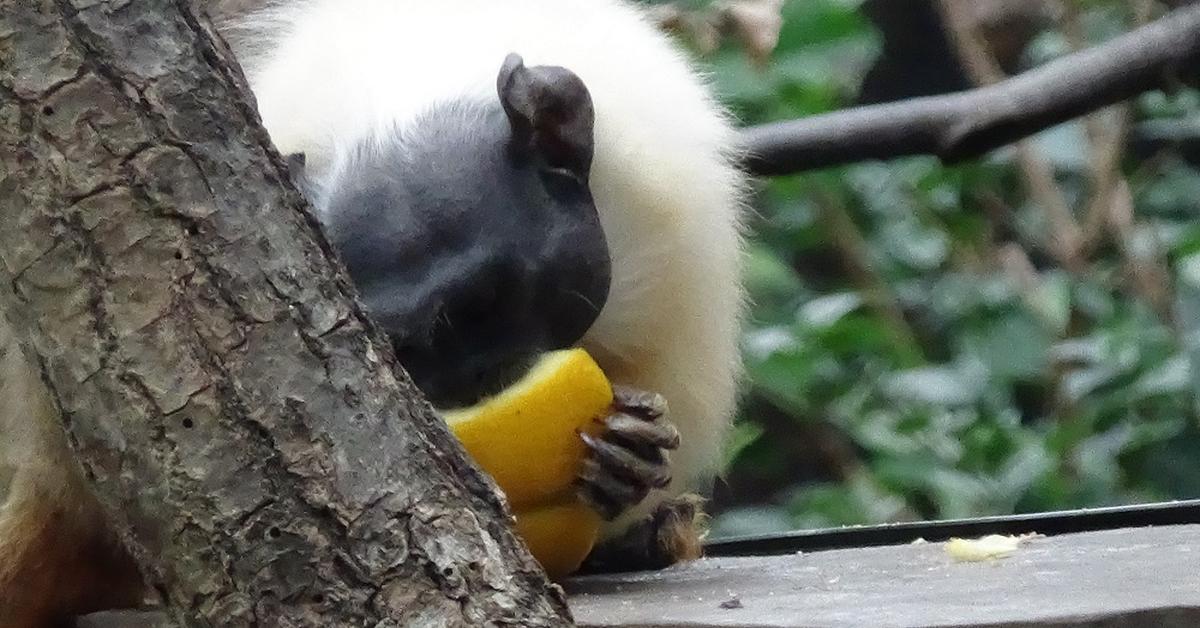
<box><xmin>0</xmin><ymin>315</ymin><xmax>143</xmax><ymax>627</ymax></box>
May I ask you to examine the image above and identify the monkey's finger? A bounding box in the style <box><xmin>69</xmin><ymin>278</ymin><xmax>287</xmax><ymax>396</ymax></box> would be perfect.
<box><xmin>612</xmin><ymin>385</ymin><xmax>668</xmax><ymax>420</ymax></box>
<box><xmin>577</xmin><ymin>458</ymin><xmax>649</xmax><ymax>520</ymax></box>
<box><xmin>605</xmin><ymin>412</ymin><xmax>681</xmax><ymax>450</ymax></box>
<box><xmin>580</xmin><ymin>432</ymin><xmax>672</xmax><ymax>489</ymax></box>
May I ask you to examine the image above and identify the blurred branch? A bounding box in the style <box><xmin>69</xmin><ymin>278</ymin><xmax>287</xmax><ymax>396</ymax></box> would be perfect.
<box><xmin>1078</xmin><ymin>107</ymin><xmax>1133</xmax><ymax>243</ymax></box>
<box><xmin>996</xmin><ymin>243</ymin><xmax>1052</xmax><ymax>327</ymax></box>
<box><xmin>1107</xmin><ymin>180</ymin><xmax>1175</xmax><ymax>322</ymax></box>
<box><xmin>740</xmin><ymin>3</ymin><xmax>1200</xmax><ymax>175</ymax></box>
<box><xmin>1070</xmin><ymin>0</ymin><xmax>1138</xmax><ymax>247</ymax></box>
<box><xmin>1061</xmin><ymin>2</ymin><xmax>1176</xmax><ymax>322</ymax></box>
<box><xmin>937</xmin><ymin>0</ymin><xmax>1085</xmax><ymax>272</ymax></box>
<box><xmin>809</xmin><ymin>187</ymin><xmax>926</xmax><ymax>367</ymax></box>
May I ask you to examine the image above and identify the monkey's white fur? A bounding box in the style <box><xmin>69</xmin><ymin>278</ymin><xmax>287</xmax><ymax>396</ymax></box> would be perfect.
<box><xmin>0</xmin><ymin>7</ymin><xmax>744</xmax><ymax>622</ymax></box>
<box><xmin>0</xmin><ymin>9</ymin><xmax>744</xmax><ymax>624</ymax></box>
<box><xmin>225</xmin><ymin>0</ymin><xmax>747</xmax><ymax>529</ymax></box>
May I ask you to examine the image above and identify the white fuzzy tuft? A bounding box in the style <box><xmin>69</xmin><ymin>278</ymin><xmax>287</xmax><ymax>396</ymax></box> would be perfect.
<box><xmin>223</xmin><ymin>0</ymin><xmax>746</xmax><ymax>532</ymax></box>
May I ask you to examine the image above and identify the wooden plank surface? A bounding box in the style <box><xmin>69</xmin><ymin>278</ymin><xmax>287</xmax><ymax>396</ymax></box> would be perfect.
<box><xmin>77</xmin><ymin>524</ymin><xmax>1200</xmax><ymax>627</ymax></box>
<box><xmin>566</xmin><ymin>524</ymin><xmax>1200</xmax><ymax>628</ymax></box>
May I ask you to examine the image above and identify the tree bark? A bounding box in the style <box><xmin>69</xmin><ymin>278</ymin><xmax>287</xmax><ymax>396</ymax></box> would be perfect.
<box><xmin>0</xmin><ymin>1</ymin><xmax>572</xmax><ymax>625</ymax></box>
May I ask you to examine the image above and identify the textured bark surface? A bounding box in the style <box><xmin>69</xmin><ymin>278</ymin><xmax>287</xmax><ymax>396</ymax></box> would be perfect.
<box><xmin>0</xmin><ymin>0</ymin><xmax>572</xmax><ymax>625</ymax></box>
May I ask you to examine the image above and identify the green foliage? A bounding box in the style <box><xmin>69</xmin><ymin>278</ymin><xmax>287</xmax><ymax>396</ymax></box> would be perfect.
<box><xmin>682</xmin><ymin>0</ymin><xmax>1200</xmax><ymax>537</ymax></box>
<box><xmin>713</xmin><ymin>0</ymin><xmax>879</xmax><ymax>121</ymax></box>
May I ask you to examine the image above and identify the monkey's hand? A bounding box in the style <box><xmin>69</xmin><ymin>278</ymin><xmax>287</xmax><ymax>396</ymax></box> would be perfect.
<box><xmin>575</xmin><ymin>386</ymin><xmax>705</xmax><ymax>572</ymax></box>
<box><xmin>577</xmin><ymin>385</ymin><xmax>678</xmax><ymax>521</ymax></box>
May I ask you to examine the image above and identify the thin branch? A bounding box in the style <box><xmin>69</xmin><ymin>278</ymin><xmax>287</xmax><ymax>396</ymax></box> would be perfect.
<box><xmin>809</xmin><ymin>186</ymin><xmax>926</xmax><ymax>368</ymax></box>
<box><xmin>938</xmin><ymin>0</ymin><xmax>1085</xmax><ymax>272</ymax></box>
<box><xmin>1079</xmin><ymin>106</ymin><xmax>1133</xmax><ymax>244</ymax></box>
<box><xmin>740</xmin><ymin>3</ymin><xmax>1200</xmax><ymax>176</ymax></box>
<box><xmin>1107</xmin><ymin>179</ymin><xmax>1175</xmax><ymax>322</ymax></box>
<box><xmin>1069</xmin><ymin>1</ymin><xmax>1139</xmax><ymax>247</ymax></box>
<box><xmin>1062</xmin><ymin>2</ymin><xmax>1175</xmax><ymax>323</ymax></box>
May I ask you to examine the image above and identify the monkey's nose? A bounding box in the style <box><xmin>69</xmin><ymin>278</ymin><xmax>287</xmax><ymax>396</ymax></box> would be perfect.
<box><xmin>385</xmin><ymin>253</ymin><xmax>608</xmax><ymax>408</ymax></box>
<box><xmin>369</xmin><ymin>243</ymin><xmax>610</xmax><ymax>409</ymax></box>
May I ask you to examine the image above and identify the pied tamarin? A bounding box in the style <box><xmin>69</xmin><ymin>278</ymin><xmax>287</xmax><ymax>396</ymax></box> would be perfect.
<box><xmin>0</xmin><ymin>0</ymin><xmax>746</xmax><ymax>624</ymax></box>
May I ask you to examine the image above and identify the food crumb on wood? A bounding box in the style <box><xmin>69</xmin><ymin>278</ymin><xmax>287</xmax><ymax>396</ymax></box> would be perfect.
<box><xmin>719</xmin><ymin>595</ymin><xmax>743</xmax><ymax>609</ymax></box>
<box><xmin>945</xmin><ymin>533</ymin><xmax>1039</xmax><ymax>562</ymax></box>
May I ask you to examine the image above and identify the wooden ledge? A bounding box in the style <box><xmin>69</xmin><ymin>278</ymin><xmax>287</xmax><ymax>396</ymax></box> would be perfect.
<box><xmin>76</xmin><ymin>524</ymin><xmax>1200</xmax><ymax>627</ymax></box>
<box><xmin>565</xmin><ymin>524</ymin><xmax>1200</xmax><ymax>628</ymax></box>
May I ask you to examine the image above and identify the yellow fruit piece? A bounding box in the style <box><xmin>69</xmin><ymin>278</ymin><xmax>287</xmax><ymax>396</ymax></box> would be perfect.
<box><xmin>444</xmin><ymin>348</ymin><xmax>613</xmax><ymax>577</ymax></box>
<box><xmin>515</xmin><ymin>500</ymin><xmax>603</xmax><ymax>578</ymax></box>
<box><xmin>444</xmin><ymin>348</ymin><xmax>612</xmax><ymax>507</ymax></box>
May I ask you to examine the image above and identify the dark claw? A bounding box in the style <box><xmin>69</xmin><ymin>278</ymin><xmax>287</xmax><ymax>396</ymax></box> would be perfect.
<box><xmin>578</xmin><ymin>459</ymin><xmax>649</xmax><ymax>520</ymax></box>
<box><xmin>604</xmin><ymin>412</ymin><xmax>680</xmax><ymax>450</ymax></box>
<box><xmin>580</xmin><ymin>433</ymin><xmax>672</xmax><ymax>489</ymax></box>
<box><xmin>612</xmin><ymin>385</ymin><xmax>667</xmax><ymax>419</ymax></box>
<box><xmin>575</xmin><ymin>385</ymin><xmax>677</xmax><ymax>522</ymax></box>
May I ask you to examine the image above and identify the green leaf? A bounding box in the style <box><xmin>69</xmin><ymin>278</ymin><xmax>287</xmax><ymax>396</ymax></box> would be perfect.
<box><xmin>884</xmin><ymin>365</ymin><xmax>985</xmax><ymax>406</ymax></box>
<box><xmin>963</xmin><ymin>313</ymin><xmax>1051</xmax><ymax>382</ymax></box>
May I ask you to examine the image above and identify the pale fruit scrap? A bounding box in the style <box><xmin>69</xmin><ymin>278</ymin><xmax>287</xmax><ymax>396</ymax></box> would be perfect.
<box><xmin>945</xmin><ymin>533</ymin><xmax>1036</xmax><ymax>562</ymax></box>
<box><xmin>444</xmin><ymin>348</ymin><xmax>613</xmax><ymax>578</ymax></box>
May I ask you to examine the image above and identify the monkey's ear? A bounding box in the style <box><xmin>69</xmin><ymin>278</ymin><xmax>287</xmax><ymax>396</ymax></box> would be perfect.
<box><xmin>497</xmin><ymin>53</ymin><xmax>595</xmax><ymax>181</ymax></box>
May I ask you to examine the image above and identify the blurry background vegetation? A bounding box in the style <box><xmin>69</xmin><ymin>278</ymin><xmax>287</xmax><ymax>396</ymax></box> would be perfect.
<box><xmin>641</xmin><ymin>0</ymin><xmax>1200</xmax><ymax>536</ymax></box>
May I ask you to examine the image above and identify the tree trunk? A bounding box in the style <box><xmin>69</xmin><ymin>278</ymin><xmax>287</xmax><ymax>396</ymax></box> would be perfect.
<box><xmin>0</xmin><ymin>1</ymin><xmax>572</xmax><ymax>625</ymax></box>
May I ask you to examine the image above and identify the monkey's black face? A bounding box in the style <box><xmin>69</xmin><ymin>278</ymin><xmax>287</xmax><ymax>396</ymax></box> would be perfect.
<box><xmin>306</xmin><ymin>56</ymin><xmax>609</xmax><ymax>408</ymax></box>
